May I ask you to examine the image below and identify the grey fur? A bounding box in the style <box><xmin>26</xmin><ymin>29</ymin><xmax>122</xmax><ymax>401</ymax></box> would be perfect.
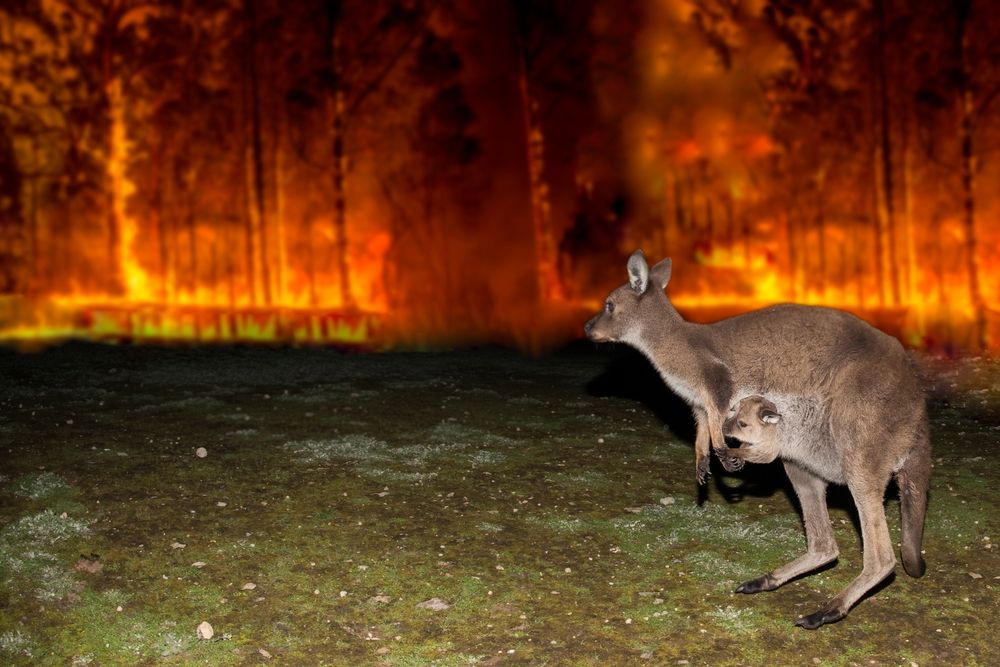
<box><xmin>584</xmin><ymin>250</ymin><xmax>931</xmax><ymax>628</ymax></box>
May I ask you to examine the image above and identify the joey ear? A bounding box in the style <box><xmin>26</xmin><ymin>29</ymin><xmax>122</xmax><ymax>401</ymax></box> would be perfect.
<box><xmin>627</xmin><ymin>249</ymin><xmax>649</xmax><ymax>295</ymax></box>
<box><xmin>650</xmin><ymin>257</ymin><xmax>672</xmax><ymax>289</ymax></box>
<box><xmin>760</xmin><ymin>409</ymin><xmax>781</xmax><ymax>425</ymax></box>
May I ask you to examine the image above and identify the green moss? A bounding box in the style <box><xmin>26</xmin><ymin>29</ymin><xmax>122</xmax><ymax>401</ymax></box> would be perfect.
<box><xmin>0</xmin><ymin>346</ymin><xmax>997</xmax><ymax>664</ymax></box>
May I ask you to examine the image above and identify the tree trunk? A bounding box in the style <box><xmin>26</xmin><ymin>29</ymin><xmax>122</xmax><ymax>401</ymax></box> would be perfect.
<box><xmin>516</xmin><ymin>48</ymin><xmax>564</xmax><ymax>303</ymax></box>
<box><xmin>870</xmin><ymin>155</ymin><xmax>886</xmax><ymax>307</ymax></box>
<box><xmin>874</xmin><ymin>0</ymin><xmax>900</xmax><ymax>306</ymax></box>
<box><xmin>28</xmin><ymin>135</ymin><xmax>39</xmax><ymax>295</ymax></box>
<box><xmin>272</xmin><ymin>95</ymin><xmax>287</xmax><ymax>305</ymax></box>
<box><xmin>957</xmin><ymin>1</ymin><xmax>987</xmax><ymax>350</ymax></box>
<box><xmin>105</xmin><ymin>77</ymin><xmax>125</xmax><ymax>297</ymax></box>
<box><xmin>323</xmin><ymin>0</ymin><xmax>353</xmax><ymax>310</ymax></box>
<box><xmin>306</xmin><ymin>214</ymin><xmax>318</xmax><ymax>307</ymax></box>
<box><xmin>332</xmin><ymin>90</ymin><xmax>353</xmax><ymax>309</ymax></box>
<box><xmin>186</xmin><ymin>195</ymin><xmax>198</xmax><ymax>298</ymax></box>
<box><xmin>784</xmin><ymin>206</ymin><xmax>798</xmax><ymax>301</ymax></box>
<box><xmin>149</xmin><ymin>141</ymin><xmax>168</xmax><ymax>302</ymax></box>
<box><xmin>902</xmin><ymin>116</ymin><xmax>923</xmax><ymax>338</ymax></box>
<box><xmin>245</xmin><ymin>0</ymin><xmax>271</xmax><ymax>306</ymax></box>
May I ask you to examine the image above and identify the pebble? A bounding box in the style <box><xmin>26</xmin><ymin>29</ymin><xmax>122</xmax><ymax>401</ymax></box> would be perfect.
<box><xmin>195</xmin><ymin>447</ymin><xmax>208</xmax><ymax>458</ymax></box>
<box><xmin>241</xmin><ymin>582</ymin><xmax>257</xmax><ymax>590</ymax></box>
<box><xmin>197</xmin><ymin>621</ymin><xmax>214</xmax><ymax>640</ymax></box>
<box><xmin>416</xmin><ymin>597</ymin><xmax>451</xmax><ymax>611</ymax></box>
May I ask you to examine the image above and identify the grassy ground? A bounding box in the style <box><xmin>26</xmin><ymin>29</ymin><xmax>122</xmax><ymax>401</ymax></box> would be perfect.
<box><xmin>0</xmin><ymin>342</ymin><xmax>997</xmax><ymax>666</ymax></box>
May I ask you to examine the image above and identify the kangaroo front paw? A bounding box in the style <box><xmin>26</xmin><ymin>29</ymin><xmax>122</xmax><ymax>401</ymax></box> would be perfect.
<box><xmin>795</xmin><ymin>606</ymin><xmax>846</xmax><ymax>629</ymax></box>
<box><xmin>734</xmin><ymin>574</ymin><xmax>777</xmax><ymax>594</ymax></box>
<box><xmin>696</xmin><ymin>455</ymin><xmax>711</xmax><ymax>485</ymax></box>
<box><xmin>714</xmin><ymin>447</ymin><xmax>745</xmax><ymax>473</ymax></box>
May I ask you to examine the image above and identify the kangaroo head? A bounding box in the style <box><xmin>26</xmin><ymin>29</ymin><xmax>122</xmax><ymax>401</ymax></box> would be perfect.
<box><xmin>723</xmin><ymin>395</ymin><xmax>781</xmax><ymax>445</ymax></box>
<box><xmin>584</xmin><ymin>250</ymin><xmax>675</xmax><ymax>345</ymax></box>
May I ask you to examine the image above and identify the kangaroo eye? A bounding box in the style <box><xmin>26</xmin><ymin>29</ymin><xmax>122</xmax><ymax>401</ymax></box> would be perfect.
<box><xmin>737</xmin><ymin>420</ymin><xmax>748</xmax><ymax>429</ymax></box>
<box><xmin>605</xmin><ymin>301</ymin><xmax>615</xmax><ymax>314</ymax></box>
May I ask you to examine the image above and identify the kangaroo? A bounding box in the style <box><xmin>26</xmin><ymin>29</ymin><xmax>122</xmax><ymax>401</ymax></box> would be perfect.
<box><xmin>584</xmin><ymin>250</ymin><xmax>930</xmax><ymax>628</ymax></box>
<box><xmin>722</xmin><ymin>394</ymin><xmax>930</xmax><ymax>627</ymax></box>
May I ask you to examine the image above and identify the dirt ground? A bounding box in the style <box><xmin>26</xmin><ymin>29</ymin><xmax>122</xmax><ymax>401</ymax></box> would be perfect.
<box><xmin>0</xmin><ymin>342</ymin><xmax>997</xmax><ymax>666</ymax></box>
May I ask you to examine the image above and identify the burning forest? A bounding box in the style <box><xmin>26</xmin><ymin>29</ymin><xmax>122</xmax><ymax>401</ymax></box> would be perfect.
<box><xmin>0</xmin><ymin>0</ymin><xmax>998</xmax><ymax>351</ymax></box>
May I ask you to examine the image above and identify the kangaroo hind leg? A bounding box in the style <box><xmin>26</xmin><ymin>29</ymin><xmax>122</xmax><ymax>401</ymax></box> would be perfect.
<box><xmin>796</xmin><ymin>475</ymin><xmax>896</xmax><ymax>629</ymax></box>
<box><xmin>736</xmin><ymin>461</ymin><xmax>838</xmax><ymax>594</ymax></box>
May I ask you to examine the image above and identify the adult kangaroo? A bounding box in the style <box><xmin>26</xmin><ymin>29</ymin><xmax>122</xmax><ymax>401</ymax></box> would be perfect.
<box><xmin>584</xmin><ymin>250</ymin><xmax>930</xmax><ymax>628</ymax></box>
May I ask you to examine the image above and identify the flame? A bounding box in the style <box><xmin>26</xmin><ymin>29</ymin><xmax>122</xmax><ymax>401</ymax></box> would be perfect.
<box><xmin>108</xmin><ymin>79</ymin><xmax>155</xmax><ymax>303</ymax></box>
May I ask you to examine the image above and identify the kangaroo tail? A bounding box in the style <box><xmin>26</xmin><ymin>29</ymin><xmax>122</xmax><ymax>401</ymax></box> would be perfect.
<box><xmin>897</xmin><ymin>427</ymin><xmax>931</xmax><ymax>578</ymax></box>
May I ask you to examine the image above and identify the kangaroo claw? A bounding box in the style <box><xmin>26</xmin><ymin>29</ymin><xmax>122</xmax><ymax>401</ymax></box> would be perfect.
<box><xmin>696</xmin><ymin>455</ymin><xmax>711</xmax><ymax>485</ymax></box>
<box><xmin>714</xmin><ymin>447</ymin><xmax>745</xmax><ymax>472</ymax></box>
<box><xmin>795</xmin><ymin>606</ymin><xmax>845</xmax><ymax>629</ymax></box>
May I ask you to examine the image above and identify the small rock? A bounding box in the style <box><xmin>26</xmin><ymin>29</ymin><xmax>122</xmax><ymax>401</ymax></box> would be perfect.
<box><xmin>258</xmin><ymin>648</ymin><xmax>272</xmax><ymax>659</ymax></box>
<box><xmin>659</xmin><ymin>496</ymin><xmax>675</xmax><ymax>506</ymax></box>
<box><xmin>191</xmin><ymin>561</ymin><xmax>207</xmax><ymax>569</ymax></box>
<box><xmin>416</xmin><ymin>597</ymin><xmax>451</xmax><ymax>611</ymax></box>
<box><xmin>171</xmin><ymin>542</ymin><xmax>186</xmax><ymax>550</ymax></box>
<box><xmin>216</xmin><ymin>501</ymin><xmax>227</xmax><ymax>507</ymax></box>
<box><xmin>197</xmin><ymin>621</ymin><xmax>214</xmax><ymax>640</ymax></box>
<box><xmin>370</xmin><ymin>595</ymin><xmax>391</xmax><ymax>604</ymax></box>
<box><xmin>195</xmin><ymin>447</ymin><xmax>208</xmax><ymax>458</ymax></box>
<box><xmin>376</xmin><ymin>491</ymin><xmax>389</xmax><ymax>497</ymax></box>
<box><xmin>969</xmin><ymin>572</ymin><xmax>983</xmax><ymax>579</ymax></box>
<box><xmin>241</xmin><ymin>582</ymin><xmax>257</xmax><ymax>590</ymax></box>
<box><xmin>339</xmin><ymin>590</ymin><xmax>348</xmax><ymax>598</ymax></box>
<box><xmin>116</xmin><ymin>605</ymin><xmax>123</xmax><ymax>612</ymax></box>
<box><xmin>624</xmin><ymin>507</ymin><xmax>643</xmax><ymax>514</ymax></box>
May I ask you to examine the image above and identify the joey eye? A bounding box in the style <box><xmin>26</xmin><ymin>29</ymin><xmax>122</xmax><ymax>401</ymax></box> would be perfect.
<box><xmin>604</xmin><ymin>301</ymin><xmax>615</xmax><ymax>314</ymax></box>
<box><xmin>737</xmin><ymin>420</ymin><xmax>748</xmax><ymax>429</ymax></box>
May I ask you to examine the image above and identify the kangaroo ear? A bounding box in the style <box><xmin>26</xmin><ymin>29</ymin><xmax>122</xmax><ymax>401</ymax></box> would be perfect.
<box><xmin>650</xmin><ymin>257</ymin><xmax>672</xmax><ymax>289</ymax></box>
<box><xmin>760</xmin><ymin>409</ymin><xmax>781</xmax><ymax>425</ymax></box>
<box><xmin>627</xmin><ymin>249</ymin><xmax>649</xmax><ymax>295</ymax></box>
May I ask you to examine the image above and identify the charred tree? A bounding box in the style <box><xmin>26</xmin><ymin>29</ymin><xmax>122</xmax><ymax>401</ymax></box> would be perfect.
<box><xmin>874</xmin><ymin>0</ymin><xmax>901</xmax><ymax>306</ymax></box>
<box><xmin>955</xmin><ymin>0</ymin><xmax>987</xmax><ymax>350</ymax></box>
<box><xmin>245</xmin><ymin>0</ymin><xmax>272</xmax><ymax>306</ymax></box>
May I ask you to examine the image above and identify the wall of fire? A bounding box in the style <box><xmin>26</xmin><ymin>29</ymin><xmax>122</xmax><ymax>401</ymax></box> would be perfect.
<box><xmin>0</xmin><ymin>0</ymin><xmax>997</xmax><ymax>350</ymax></box>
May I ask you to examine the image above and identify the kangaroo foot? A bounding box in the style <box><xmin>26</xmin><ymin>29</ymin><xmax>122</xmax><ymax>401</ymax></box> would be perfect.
<box><xmin>795</xmin><ymin>605</ymin><xmax>846</xmax><ymax>630</ymax></box>
<box><xmin>735</xmin><ymin>574</ymin><xmax>777</xmax><ymax>594</ymax></box>
<box><xmin>696</xmin><ymin>454</ymin><xmax>711</xmax><ymax>485</ymax></box>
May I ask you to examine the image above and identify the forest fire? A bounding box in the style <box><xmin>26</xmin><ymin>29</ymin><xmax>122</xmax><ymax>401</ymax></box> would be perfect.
<box><xmin>0</xmin><ymin>0</ymin><xmax>997</xmax><ymax>351</ymax></box>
